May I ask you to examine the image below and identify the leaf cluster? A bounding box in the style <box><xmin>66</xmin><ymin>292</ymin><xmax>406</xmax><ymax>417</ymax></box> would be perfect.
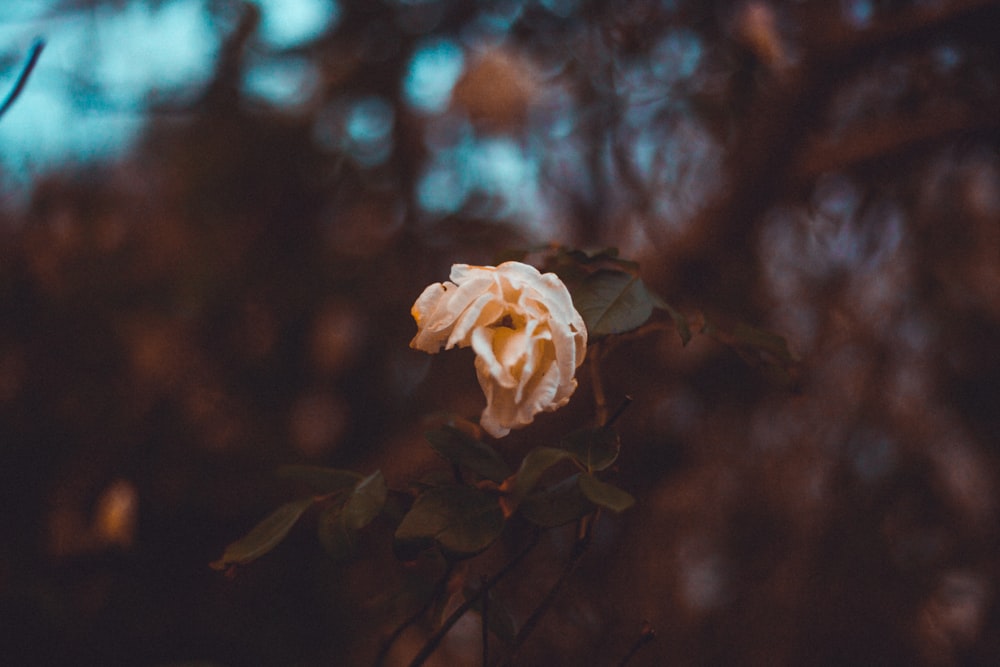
<box><xmin>523</xmin><ymin>245</ymin><xmax>692</xmax><ymax>342</ymax></box>
<box><xmin>209</xmin><ymin>420</ymin><xmax>636</xmax><ymax>572</ymax></box>
<box><xmin>394</xmin><ymin>424</ymin><xmax>634</xmax><ymax>559</ymax></box>
<box><xmin>209</xmin><ymin>467</ymin><xmax>387</xmax><ymax>571</ymax></box>
<box><xmin>520</xmin><ymin>246</ymin><xmax>798</xmax><ymax>386</ymax></box>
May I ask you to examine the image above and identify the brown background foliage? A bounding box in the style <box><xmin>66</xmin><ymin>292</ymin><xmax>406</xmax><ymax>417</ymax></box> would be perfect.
<box><xmin>1</xmin><ymin>0</ymin><xmax>999</xmax><ymax>665</ymax></box>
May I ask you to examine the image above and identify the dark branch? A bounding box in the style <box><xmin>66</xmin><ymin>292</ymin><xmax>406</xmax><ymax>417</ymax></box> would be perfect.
<box><xmin>407</xmin><ymin>530</ymin><xmax>541</xmax><ymax>667</ymax></box>
<box><xmin>617</xmin><ymin>621</ymin><xmax>656</xmax><ymax>667</ymax></box>
<box><xmin>0</xmin><ymin>39</ymin><xmax>45</xmax><ymax>121</ymax></box>
<box><xmin>374</xmin><ymin>561</ymin><xmax>456</xmax><ymax>667</ymax></box>
<box><xmin>498</xmin><ymin>516</ymin><xmax>594</xmax><ymax>666</ymax></box>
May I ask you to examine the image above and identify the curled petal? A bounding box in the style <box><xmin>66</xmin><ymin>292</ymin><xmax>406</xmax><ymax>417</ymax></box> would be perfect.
<box><xmin>447</xmin><ymin>291</ymin><xmax>504</xmax><ymax>349</ymax></box>
<box><xmin>472</xmin><ymin>325</ymin><xmax>516</xmax><ymax>389</ymax></box>
<box><xmin>409</xmin><ymin>282</ymin><xmax>457</xmax><ymax>352</ymax></box>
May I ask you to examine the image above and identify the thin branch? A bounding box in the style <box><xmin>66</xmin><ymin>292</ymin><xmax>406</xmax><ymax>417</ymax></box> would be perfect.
<box><xmin>0</xmin><ymin>39</ymin><xmax>44</xmax><ymax>120</ymax></box>
<box><xmin>407</xmin><ymin>530</ymin><xmax>541</xmax><ymax>667</ymax></box>
<box><xmin>589</xmin><ymin>342</ymin><xmax>607</xmax><ymax>426</ymax></box>
<box><xmin>374</xmin><ymin>561</ymin><xmax>456</xmax><ymax>667</ymax></box>
<box><xmin>498</xmin><ymin>516</ymin><xmax>595</xmax><ymax>667</ymax></box>
<box><xmin>606</xmin><ymin>395</ymin><xmax>634</xmax><ymax>430</ymax></box>
<box><xmin>617</xmin><ymin>621</ymin><xmax>656</xmax><ymax>667</ymax></box>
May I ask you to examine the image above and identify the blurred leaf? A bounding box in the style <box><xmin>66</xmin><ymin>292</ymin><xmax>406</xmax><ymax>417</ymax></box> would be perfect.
<box><xmin>519</xmin><ymin>473</ymin><xmax>593</xmax><ymax>527</ymax></box>
<box><xmin>578</xmin><ymin>474</ymin><xmax>635</xmax><ymax>513</ymax></box>
<box><xmin>572</xmin><ymin>270</ymin><xmax>655</xmax><ymax>337</ymax></box>
<box><xmin>560</xmin><ymin>426</ymin><xmax>620</xmax><ymax>472</ymax></box>
<box><xmin>562</xmin><ymin>247</ymin><xmax>639</xmax><ymax>272</ymax></box>
<box><xmin>394</xmin><ymin>486</ymin><xmax>505</xmax><ymax>557</ymax></box>
<box><xmin>649</xmin><ymin>292</ymin><xmax>692</xmax><ymax>346</ymax></box>
<box><xmin>425</xmin><ymin>427</ymin><xmax>511</xmax><ymax>483</ymax></box>
<box><xmin>210</xmin><ymin>497</ymin><xmax>315</xmax><ymax>570</ymax></box>
<box><xmin>502</xmin><ymin>446</ymin><xmax>576</xmax><ymax>507</ymax></box>
<box><xmin>317</xmin><ymin>503</ymin><xmax>353</xmax><ymax>560</ymax></box>
<box><xmin>343</xmin><ymin>470</ymin><xmax>388</xmax><ymax>530</ymax></box>
<box><xmin>414</xmin><ymin>468</ymin><xmax>460</xmax><ymax>490</ymax></box>
<box><xmin>731</xmin><ymin>322</ymin><xmax>796</xmax><ymax>363</ymax></box>
<box><xmin>494</xmin><ymin>247</ymin><xmax>531</xmax><ymax>264</ymax></box>
<box><xmin>545</xmin><ymin>246</ymin><xmax>639</xmax><ymax>288</ymax></box>
<box><xmin>701</xmin><ymin>319</ymin><xmax>800</xmax><ymax>389</ymax></box>
<box><xmin>317</xmin><ymin>471</ymin><xmax>387</xmax><ymax>560</ymax></box>
<box><xmin>276</xmin><ymin>465</ymin><xmax>363</xmax><ymax>495</ymax></box>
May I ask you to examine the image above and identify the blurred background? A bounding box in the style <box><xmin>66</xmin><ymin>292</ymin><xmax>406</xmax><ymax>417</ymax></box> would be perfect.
<box><xmin>1</xmin><ymin>0</ymin><xmax>999</xmax><ymax>665</ymax></box>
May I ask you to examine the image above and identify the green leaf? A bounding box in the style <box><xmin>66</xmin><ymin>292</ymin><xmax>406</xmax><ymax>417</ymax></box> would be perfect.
<box><xmin>342</xmin><ymin>470</ymin><xmax>387</xmax><ymax>530</ymax></box>
<box><xmin>560</xmin><ymin>427</ymin><xmax>620</xmax><ymax>472</ymax></box>
<box><xmin>317</xmin><ymin>471</ymin><xmax>387</xmax><ymax>560</ymax></box>
<box><xmin>701</xmin><ymin>319</ymin><xmax>799</xmax><ymax>388</ymax></box>
<box><xmin>394</xmin><ymin>486</ymin><xmax>505</xmax><ymax>557</ymax></box>
<box><xmin>425</xmin><ymin>427</ymin><xmax>511</xmax><ymax>484</ymax></box>
<box><xmin>275</xmin><ymin>465</ymin><xmax>363</xmax><ymax>495</ymax></box>
<box><xmin>578</xmin><ymin>474</ymin><xmax>635</xmax><ymax>513</ymax></box>
<box><xmin>649</xmin><ymin>292</ymin><xmax>692</xmax><ymax>346</ymax></box>
<box><xmin>210</xmin><ymin>496</ymin><xmax>316</xmax><ymax>570</ymax></box>
<box><xmin>519</xmin><ymin>473</ymin><xmax>593</xmax><ymax>527</ymax></box>
<box><xmin>494</xmin><ymin>248</ymin><xmax>530</xmax><ymax>264</ymax></box>
<box><xmin>504</xmin><ymin>447</ymin><xmax>576</xmax><ymax>505</ymax></box>
<box><xmin>317</xmin><ymin>503</ymin><xmax>353</xmax><ymax>560</ymax></box>
<box><xmin>732</xmin><ymin>323</ymin><xmax>796</xmax><ymax>364</ymax></box>
<box><xmin>562</xmin><ymin>247</ymin><xmax>639</xmax><ymax>272</ymax></box>
<box><xmin>572</xmin><ymin>270</ymin><xmax>655</xmax><ymax>337</ymax></box>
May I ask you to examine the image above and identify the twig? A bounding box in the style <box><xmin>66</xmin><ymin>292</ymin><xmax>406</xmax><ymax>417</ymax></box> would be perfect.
<box><xmin>407</xmin><ymin>530</ymin><xmax>541</xmax><ymax>667</ymax></box>
<box><xmin>617</xmin><ymin>621</ymin><xmax>656</xmax><ymax>667</ymax></box>
<box><xmin>605</xmin><ymin>395</ymin><xmax>633</xmax><ymax>429</ymax></box>
<box><xmin>374</xmin><ymin>561</ymin><xmax>456</xmax><ymax>667</ymax></box>
<box><xmin>498</xmin><ymin>516</ymin><xmax>595</xmax><ymax>666</ymax></box>
<box><xmin>0</xmin><ymin>39</ymin><xmax>44</xmax><ymax>120</ymax></box>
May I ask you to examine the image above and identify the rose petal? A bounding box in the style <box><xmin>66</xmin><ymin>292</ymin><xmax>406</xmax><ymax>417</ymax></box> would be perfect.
<box><xmin>410</xmin><ymin>282</ymin><xmax>457</xmax><ymax>352</ymax></box>
<box><xmin>447</xmin><ymin>291</ymin><xmax>503</xmax><ymax>349</ymax></box>
<box><xmin>516</xmin><ymin>361</ymin><xmax>562</xmax><ymax>425</ymax></box>
<box><xmin>472</xmin><ymin>325</ymin><xmax>516</xmax><ymax>388</ymax></box>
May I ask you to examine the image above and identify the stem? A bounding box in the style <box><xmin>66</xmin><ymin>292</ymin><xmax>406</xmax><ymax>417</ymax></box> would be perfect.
<box><xmin>605</xmin><ymin>395</ymin><xmax>633</xmax><ymax>429</ymax></box>
<box><xmin>617</xmin><ymin>621</ymin><xmax>656</xmax><ymax>667</ymax></box>
<box><xmin>407</xmin><ymin>530</ymin><xmax>540</xmax><ymax>667</ymax></box>
<box><xmin>589</xmin><ymin>343</ymin><xmax>607</xmax><ymax>426</ymax></box>
<box><xmin>374</xmin><ymin>561</ymin><xmax>455</xmax><ymax>667</ymax></box>
<box><xmin>498</xmin><ymin>516</ymin><xmax>595</xmax><ymax>666</ymax></box>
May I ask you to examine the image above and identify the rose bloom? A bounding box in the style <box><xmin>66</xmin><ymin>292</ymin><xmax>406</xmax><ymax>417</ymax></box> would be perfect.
<box><xmin>411</xmin><ymin>262</ymin><xmax>587</xmax><ymax>438</ymax></box>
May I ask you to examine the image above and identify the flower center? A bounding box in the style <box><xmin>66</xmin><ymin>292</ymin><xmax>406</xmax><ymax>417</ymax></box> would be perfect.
<box><xmin>496</xmin><ymin>314</ymin><xmax>515</xmax><ymax>329</ymax></box>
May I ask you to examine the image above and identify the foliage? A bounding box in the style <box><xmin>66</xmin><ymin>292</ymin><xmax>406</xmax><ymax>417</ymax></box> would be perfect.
<box><xmin>210</xmin><ymin>247</ymin><xmax>785</xmax><ymax>664</ymax></box>
<box><xmin>209</xmin><ymin>497</ymin><xmax>316</xmax><ymax>571</ymax></box>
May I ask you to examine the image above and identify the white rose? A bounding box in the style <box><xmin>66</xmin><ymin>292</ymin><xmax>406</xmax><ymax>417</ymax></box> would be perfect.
<box><xmin>411</xmin><ymin>261</ymin><xmax>588</xmax><ymax>438</ymax></box>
